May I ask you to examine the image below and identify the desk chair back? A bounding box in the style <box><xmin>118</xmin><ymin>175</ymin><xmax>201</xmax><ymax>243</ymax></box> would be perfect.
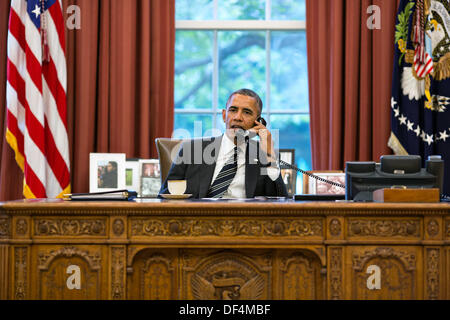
<box><xmin>155</xmin><ymin>138</ymin><xmax>184</xmax><ymax>184</ymax></box>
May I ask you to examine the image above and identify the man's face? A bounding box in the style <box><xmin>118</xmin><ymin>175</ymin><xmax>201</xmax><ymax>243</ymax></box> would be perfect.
<box><xmin>107</xmin><ymin>163</ymin><xmax>113</xmax><ymax>172</ymax></box>
<box><xmin>222</xmin><ymin>94</ymin><xmax>260</xmax><ymax>136</ymax></box>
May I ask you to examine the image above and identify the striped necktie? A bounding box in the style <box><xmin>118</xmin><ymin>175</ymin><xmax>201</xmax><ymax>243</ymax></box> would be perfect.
<box><xmin>207</xmin><ymin>145</ymin><xmax>238</xmax><ymax>198</ymax></box>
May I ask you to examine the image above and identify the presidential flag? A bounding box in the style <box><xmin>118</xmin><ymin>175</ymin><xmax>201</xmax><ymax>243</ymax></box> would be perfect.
<box><xmin>6</xmin><ymin>0</ymin><xmax>71</xmax><ymax>198</ymax></box>
<box><xmin>388</xmin><ymin>0</ymin><xmax>450</xmax><ymax>195</ymax></box>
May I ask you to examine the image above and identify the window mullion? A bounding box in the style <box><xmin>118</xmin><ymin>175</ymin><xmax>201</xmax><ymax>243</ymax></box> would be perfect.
<box><xmin>213</xmin><ymin>0</ymin><xmax>218</xmax><ymax>19</ymax></box>
<box><xmin>212</xmin><ymin>0</ymin><xmax>218</xmax><ymax>129</ymax></box>
<box><xmin>266</xmin><ymin>0</ymin><xmax>271</xmax><ymax>127</ymax></box>
<box><xmin>174</xmin><ymin>110</ymin><xmax>215</xmax><ymax>114</ymax></box>
<box><xmin>212</xmin><ymin>30</ymin><xmax>219</xmax><ymax>129</ymax></box>
<box><xmin>174</xmin><ymin>110</ymin><xmax>310</xmax><ymax>115</ymax></box>
<box><xmin>175</xmin><ymin>20</ymin><xmax>305</xmax><ymax>30</ymax></box>
<box><xmin>266</xmin><ymin>30</ymin><xmax>271</xmax><ymax>127</ymax></box>
<box><xmin>266</xmin><ymin>0</ymin><xmax>271</xmax><ymax>20</ymax></box>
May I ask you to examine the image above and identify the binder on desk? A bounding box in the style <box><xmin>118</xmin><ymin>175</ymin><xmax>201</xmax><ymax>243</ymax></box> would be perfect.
<box><xmin>63</xmin><ymin>189</ymin><xmax>137</xmax><ymax>201</ymax></box>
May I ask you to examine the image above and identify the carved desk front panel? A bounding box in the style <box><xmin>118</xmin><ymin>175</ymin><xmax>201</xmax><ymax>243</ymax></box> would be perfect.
<box><xmin>0</xmin><ymin>200</ymin><xmax>448</xmax><ymax>300</ymax></box>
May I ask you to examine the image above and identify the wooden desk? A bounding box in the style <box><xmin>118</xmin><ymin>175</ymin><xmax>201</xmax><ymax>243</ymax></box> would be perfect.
<box><xmin>0</xmin><ymin>199</ymin><xmax>449</xmax><ymax>300</ymax></box>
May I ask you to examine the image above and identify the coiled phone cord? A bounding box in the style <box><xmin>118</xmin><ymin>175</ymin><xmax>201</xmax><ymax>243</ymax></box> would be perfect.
<box><xmin>278</xmin><ymin>159</ymin><xmax>346</xmax><ymax>189</ymax></box>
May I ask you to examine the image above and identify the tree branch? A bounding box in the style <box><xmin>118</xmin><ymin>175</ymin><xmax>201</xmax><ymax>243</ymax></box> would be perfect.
<box><xmin>175</xmin><ymin>34</ymin><xmax>271</xmax><ymax>106</ymax></box>
<box><xmin>175</xmin><ymin>57</ymin><xmax>212</xmax><ymax>75</ymax></box>
<box><xmin>175</xmin><ymin>71</ymin><xmax>212</xmax><ymax>108</ymax></box>
<box><xmin>175</xmin><ymin>34</ymin><xmax>266</xmax><ymax>75</ymax></box>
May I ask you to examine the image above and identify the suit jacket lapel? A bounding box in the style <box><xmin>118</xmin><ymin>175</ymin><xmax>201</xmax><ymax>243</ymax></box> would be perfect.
<box><xmin>198</xmin><ymin>136</ymin><xmax>222</xmax><ymax>198</ymax></box>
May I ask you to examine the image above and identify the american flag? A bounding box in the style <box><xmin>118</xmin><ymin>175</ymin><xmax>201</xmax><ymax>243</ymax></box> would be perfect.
<box><xmin>6</xmin><ymin>0</ymin><xmax>70</xmax><ymax>198</ymax></box>
<box><xmin>412</xmin><ymin>0</ymin><xmax>433</xmax><ymax>78</ymax></box>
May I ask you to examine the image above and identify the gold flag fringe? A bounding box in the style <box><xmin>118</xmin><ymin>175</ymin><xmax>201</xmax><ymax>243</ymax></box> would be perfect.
<box><xmin>388</xmin><ymin>132</ymin><xmax>409</xmax><ymax>156</ymax></box>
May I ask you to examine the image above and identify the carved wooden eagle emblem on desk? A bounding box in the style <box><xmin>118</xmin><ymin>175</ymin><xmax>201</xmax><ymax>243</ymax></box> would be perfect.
<box><xmin>191</xmin><ymin>272</ymin><xmax>264</xmax><ymax>300</ymax></box>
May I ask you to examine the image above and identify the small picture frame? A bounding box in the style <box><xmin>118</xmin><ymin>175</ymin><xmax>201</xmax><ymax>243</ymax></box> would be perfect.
<box><xmin>278</xmin><ymin>149</ymin><xmax>295</xmax><ymax>169</ymax></box>
<box><xmin>281</xmin><ymin>168</ymin><xmax>296</xmax><ymax>196</ymax></box>
<box><xmin>138</xmin><ymin>159</ymin><xmax>161</xmax><ymax>197</ymax></box>
<box><xmin>308</xmin><ymin>172</ymin><xmax>345</xmax><ymax>195</ymax></box>
<box><xmin>125</xmin><ymin>159</ymin><xmax>141</xmax><ymax>195</ymax></box>
<box><xmin>89</xmin><ymin>153</ymin><xmax>126</xmax><ymax>193</ymax></box>
<box><xmin>140</xmin><ymin>177</ymin><xmax>162</xmax><ymax>197</ymax></box>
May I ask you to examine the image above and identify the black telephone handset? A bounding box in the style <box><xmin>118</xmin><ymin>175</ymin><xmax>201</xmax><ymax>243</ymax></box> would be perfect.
<box><xmin>240</xmin><ymin>117</ymin><xmax>267</xmax><ymax>140</ymax></box>
<box><xmin>256</xmin><ymin>116</ymin><xmax>267</xmax><ymax>127</ymax></box>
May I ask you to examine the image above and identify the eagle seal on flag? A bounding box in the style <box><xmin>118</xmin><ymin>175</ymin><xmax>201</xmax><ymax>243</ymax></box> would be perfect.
<box><xmin>389</xmin><ymin>0</ymin><xmax>450</xmax><ymax>195</ymax></box>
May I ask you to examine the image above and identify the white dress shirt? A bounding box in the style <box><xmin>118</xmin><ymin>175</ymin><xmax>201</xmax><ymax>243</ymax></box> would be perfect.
<box><xmin>210</xmin><ymin>134</ymin><xmax>280</xmax><ymax>198</ymax></box>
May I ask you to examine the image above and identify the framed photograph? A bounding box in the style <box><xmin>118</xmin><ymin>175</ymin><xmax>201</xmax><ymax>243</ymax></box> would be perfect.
<box><xmin>89</xmin><ymin>153</ymin><xmax>126</xmax><ymax>193</ymax></box>
<box><xmin>125</xmin><ymin>159</ymin><xmax>140</xmax><ymax>194</ymax></box>
<box><xmin>308</xmin><ymin>172</ymin><xmax>345</xmax><ymax>195</ymax></box>
<box><xmin>138</xmin><ymin>159</ymin><xmax>161</xmax><ymax>197</ymax></box>
<box><xmin>281</xmin><ymin>168</ymin><xmax>296</xmax><ymax>196</ymax></box>
<box><xmin>278</xmin><ymin>149</ymin><xmax>295</xmax><ymax>169</ymax></box>
<box><xmin>140</xmin><ymin>177</ymin><xmax>161</xmax><ymax>197</ymax></box>
<box><xmin>139</xmin><ymin>159</ymin><xmax>161</xmax><ymax>178</ymax></box>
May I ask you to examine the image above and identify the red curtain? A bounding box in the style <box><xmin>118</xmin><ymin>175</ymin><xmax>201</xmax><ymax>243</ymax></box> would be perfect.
<box><xmin>0</xmin><ymin>0</ymin><xmax>175</xmax><ymax>200</ymax></box>
<box><xmin>306</xmin><ymin>0</ymin><xmax>400</xmax><ymax>170</ymax></box>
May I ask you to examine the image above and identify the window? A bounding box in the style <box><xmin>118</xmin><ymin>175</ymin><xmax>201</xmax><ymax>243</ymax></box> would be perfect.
<box><xmin>174</xmin><ymin>0</ymin><xmax>310</xmax><ymax>193</ymax></box>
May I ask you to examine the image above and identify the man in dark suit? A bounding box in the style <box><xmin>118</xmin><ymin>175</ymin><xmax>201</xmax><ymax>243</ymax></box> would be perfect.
<box><xmin>159</xmin><ymin>89</ymin><xmax>287</xmax><ymax>198</ymax></box>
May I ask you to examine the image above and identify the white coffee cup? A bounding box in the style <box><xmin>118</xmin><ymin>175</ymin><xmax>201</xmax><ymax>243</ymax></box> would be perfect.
<box><xmin>167</xmin><ymin>180</ymin><xmax>187</xmax><ymax>195</ymax></box>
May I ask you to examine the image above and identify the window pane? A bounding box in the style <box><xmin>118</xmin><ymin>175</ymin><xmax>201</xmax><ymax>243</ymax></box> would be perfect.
<box><xmin>174</xmin><ymin>114</ymin><xmax>213</xmax><ymax>138</ymax></box>
<box><xmin>271</xmin><ymin>0</ymin><xmax>306</xmax><ymax>20</ymax></box>
<box><xmin>176</xmin><ymin>0</ymin><xmax>214</xmax><ymax>20</ymax></box>
<box><xmin>175</xmin><ymin>31</ymin><xmax>214</xmax><ymax>110</ymax></box>
<box><xmin>218</xmin><ymin>31</ymin><xmax>266</xmax><ymax>108</ymax></box>
<box><xmin>216</xmin><ymin>113</ymin><xmax>226</xmax><ymax>132</ymax></box>
<box><xmin>270</xmin><ymin>114</ymin><xmax>312</xmax><ymax>194</ymax></box>
<box><xmin>218</xmin><ymin>0</ymin><xmax>265</xmax><ymax>20</ymax></box>
<box><xmin>270</xmin><ymin>31</ymin><xmax>309</xmax><ymax>112</ymax></box>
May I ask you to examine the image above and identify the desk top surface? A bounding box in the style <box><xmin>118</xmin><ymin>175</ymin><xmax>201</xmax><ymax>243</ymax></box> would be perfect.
<box><xmin>0</xmin><ymin>198</ymin><xmax>448</xmax><ymax>216</ymax></box>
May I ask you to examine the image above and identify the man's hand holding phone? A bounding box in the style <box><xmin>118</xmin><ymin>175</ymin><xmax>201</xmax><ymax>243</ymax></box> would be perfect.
<box><xmin>249</xmin><ymin>119</ymin><xmax>276</xmax><ymax>162</ymax></box>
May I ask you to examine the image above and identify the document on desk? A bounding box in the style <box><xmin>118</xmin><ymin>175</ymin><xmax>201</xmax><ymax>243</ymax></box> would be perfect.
<box><xmin>64</xmin><ymin>190</ymin><xmax>137</xmax><ymax>201</ymax></box>
<box><xmin>133</xmin><ymin>198</ymin><xmax>163</xmax><ymax>202</ymax></box>
<box><xmin>198</xmin><ymin>197</ymin><xmax>288</xmax><ymax>202</ymax></box>
<box><xmin>199</xmin><ymin>198</ymin><xmax>253</xmax><ymax>202</ymax></box>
